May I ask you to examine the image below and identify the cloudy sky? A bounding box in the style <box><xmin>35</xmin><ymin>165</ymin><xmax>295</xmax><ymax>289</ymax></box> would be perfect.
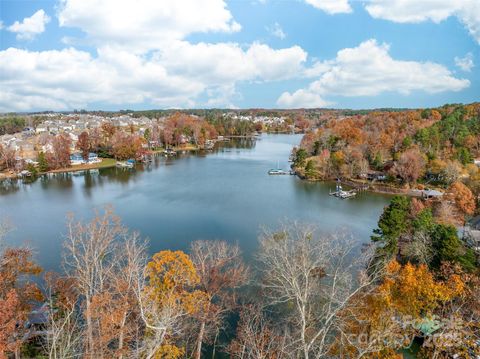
<box><xmin>0</xmin><ymin>0</ymin><xmax>479</xmax><ymax>112</ymax></box>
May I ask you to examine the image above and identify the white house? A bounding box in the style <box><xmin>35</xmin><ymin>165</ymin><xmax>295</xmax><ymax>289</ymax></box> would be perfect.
<box><xmin>70</xmin><ymin>153</ymin><xmax>84</xmax><ymax>165</ymax></box>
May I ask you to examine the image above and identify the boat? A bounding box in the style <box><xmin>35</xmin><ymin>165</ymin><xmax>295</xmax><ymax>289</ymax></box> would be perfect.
<box><xmin>268</xmin><ymin>169</ymin><xmax>288</xmax><ymax>175</ymax></box>
<box><xmin>329</xmin><ymin>182</ymin><xmax>357</xmax><ymax>199</ymax></box>
<box><xmin>116</xmin><ymin>159</ymin><xmax>135</xmax><ymax>169</ymax></box>
<box><xmin>163</xmin><ymin>148</ymin><xmax>177</xmax><ymax>156</ymax></box>
<box><xmin>17</xmin><ymin>170</ymin><xmax>32</xmax><ymax>178</ymax></box>
<box><xmin>268</xmin><ymin>161</ymin><xmax>288</xmax><ymax>175</ymax></box>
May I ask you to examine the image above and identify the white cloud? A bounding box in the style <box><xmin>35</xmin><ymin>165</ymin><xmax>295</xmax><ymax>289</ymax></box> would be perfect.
<box><xmin>7</xmin><ymin>9</ymin><xmax>50</xmax><ymax>40</ymax></box>
<box><xmin>58</xmin><ymin>0</ymin><xmax>241</xmax><ymax>52</ymax></box>
<box><xmin>304</xmin><ymin>0</ymin><xmax>352</xmax><ymax>14</ymax></box>
<box><xmin>267</xmin><ymin>22</ymin><xmax>286</xmax><ymax>39</ymax></box>
<box><xmin>0</xmin><ymin>42</ymin><xmax>307</xmax><ymax>111</ymax></box>
<box><xmin>455</xmin><ymin>53</ymin><xmax>474</xmax><ymax>72</ymax></box>
<box><xmin>277</xmin><ymin>39</ymin><xmax>469</xmax><ymax>108</ymax></box>
<box><xmin>365</xmin><ymin>0</ymin><xmax>480</xmax><ymax>44</ymax></box>
<box><xmin>277</xmin><ymin>89</ymin><xmax>331</xmax><ymax>108</ymax></box>
<box><xmin>0</xmin><ymin>47</ymin><xmax>204</xmax><ymax>112</ymax></box>
<box><xmin>0</xmin><ymin>0</ymin><xmax>310</xmax><ymax>111</ymax></box>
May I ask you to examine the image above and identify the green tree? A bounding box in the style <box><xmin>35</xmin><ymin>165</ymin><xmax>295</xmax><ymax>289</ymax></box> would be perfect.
<box><xmin>144</xmin><ymin>128</ymin><xmax>151</xmax><ymax>142</ymax></box>
<box><xmin>37</xmin><ymin>152</ymin><xmax>49</xmax><ymax>172</ymax></box>
<box><xmin>372</xmin><ymin>152</ymin><xmax>383</xmax><ymax>170</ymax></box>
<box><xmin>456</xmin><ymin>147</ymin><xmax>472</xmax><ymax>165</ymax></box>
<box><xmin>305</xmin><ymin>160</ymin><xmax>316</xmax><ymax>178</ymax></box>
<box><xmin>294</xmin><ymin>148</ymin><xmax>308</xmax><ymax>167</ymax></box>
<box><xmin>431</xmin><ymin>224</ymin><xmax>477</xmax><ymax>271</ymax></box>
<box><xmin>25</xmin><ymin>163</ymin><xmax>37</xmax><ymax>176</ymax></box>
<box><xmin>372</xmin><ymin>196</ymin><xmax>411</xmax><ymax>257</ymax></box>
<box><xmin>412</xmin><ymin>208</ymin><xmax>435</xmax><ymax>234</ymax></box>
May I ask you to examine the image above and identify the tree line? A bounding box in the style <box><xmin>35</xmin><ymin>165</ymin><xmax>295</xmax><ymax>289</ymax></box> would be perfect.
<box><xmin>293</xmin><ymin>103</ymin><xmax>480</xmax><ymax>208</ymax></box>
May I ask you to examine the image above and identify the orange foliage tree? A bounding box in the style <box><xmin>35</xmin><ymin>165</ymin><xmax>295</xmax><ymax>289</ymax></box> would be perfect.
<box><xmin>337</xmin><ymin>261</ymin><xmax>465</xmax><ymax>358</ymax></box>
<box><xmin>0</xmin><ymin>224</ymin><xmax>43</xmax><ymax>358</ymax></box>
<box><xmin>448</xmin><ymin>181</ymin><xmax>476</xmax><ymax>220</ymax></box>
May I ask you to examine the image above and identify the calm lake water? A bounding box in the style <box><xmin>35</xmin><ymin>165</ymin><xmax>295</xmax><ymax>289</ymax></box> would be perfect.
<box><xmin>1</xmin><ymin>134</ymin><xmax>391</xmax><ymax>271</ymax></box>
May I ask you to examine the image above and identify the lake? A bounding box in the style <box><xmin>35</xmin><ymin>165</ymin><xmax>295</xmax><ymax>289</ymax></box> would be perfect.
<box><xmin>0</xmin><ymin>134</ymin><xmax>391</xmax><ymax>271</ymax></box>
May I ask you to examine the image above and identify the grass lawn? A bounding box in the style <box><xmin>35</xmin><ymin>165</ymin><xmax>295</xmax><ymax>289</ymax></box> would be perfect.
<box><xmin>48</xmin><ymin>158</ymin><xmax>117</xmax><ymax>173</ymax></box>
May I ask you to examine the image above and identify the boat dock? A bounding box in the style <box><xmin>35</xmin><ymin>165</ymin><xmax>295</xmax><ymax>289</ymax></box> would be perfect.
<box><xmin>329</xmin><ymin>182</ymin><xmax>357</xmax><ymax>199</ymax></box>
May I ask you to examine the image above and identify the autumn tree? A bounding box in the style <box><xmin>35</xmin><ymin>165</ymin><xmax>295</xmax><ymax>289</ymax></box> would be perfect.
<box><xmin>101</xmin><ymin>122</ymin><xmax>116</xmax><ymax>143</ymax></box>
<box><xmin>137</xmin><ymin>250</ymin><xmax>206</xmax><ymax>359</ymax></box>
<box><xmin>47</xmin><ymin>134</ymin><xmax>71</xmax><ymax>169</ymax></box>
<box><xmin>0</xmin><ymin>221</ymin><xmax>43</xmax><ymax>359</ymax></box>
<box><xmin>0</xmin><ymin>144</ymin><xmax>16</xmax><ymax>171</ymax></box>
<box><xmin>63</xmin><ymin>208</ymin><xmax>140</xmax><ymax>358</ymax></box>
<box><xmin>337</xmin><ymin>261</ymin><xmax>465</xmax><ymax>357</ymax></box>
<box><xmin>77</xmin><ymin>131</ymin><xmax>91</xmax><ymax>161</ymax></box>
<box><xmin>188</xmin><ymin>240</ymin><xmax>249</xmax><ymax>358</ymax></box>
<box><xmin>393</xmin><ymin>147</ymin><xmax>425</xmax><ymax>184</ymax></box>
<box><xmin>111</xmin><ymin>132</ymin><xmax>145</xmax><ymax>160</ymax></box>
<box><xmin>448</xmin><ymin>181</ymin><xmax>476</xmax><ymax>220</ymax></box>
<box><xmin>43</xmin><ymin>273</ymin><xmax>82</xmax><ymax>359</ymax></box>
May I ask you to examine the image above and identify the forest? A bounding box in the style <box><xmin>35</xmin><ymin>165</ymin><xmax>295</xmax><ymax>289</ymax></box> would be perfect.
<box><xmin>293</xmin><ymin>103</ymin><xmax>480</xmax><ymax>223</ymax></box>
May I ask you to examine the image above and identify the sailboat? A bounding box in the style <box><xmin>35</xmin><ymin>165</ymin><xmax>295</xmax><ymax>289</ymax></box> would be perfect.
<box><xmin>268</xmin><ymin>161</ymin><xmax>288</xmax><ymax>175</ymax></box>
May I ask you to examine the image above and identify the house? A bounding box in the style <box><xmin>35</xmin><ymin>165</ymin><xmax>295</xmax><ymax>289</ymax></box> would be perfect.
<box><xmin>364</xmin><ymin>170</ymin><xmax>387</xmax><ymax>181</ymax></box>
<box><xmin>23</xmin><ymin>127</ymin><xmax>35</xmax><ymax>136</ymax></box>
<box><xmin>88</xmin><ymin>152</ymin><xmax>100</xmax><ymax>163</ymax></box>
<box><xmin>25</xmin><ymin>303</ymin><xmax>49</xmax><ymax>340</ymax></box>
<box><xmin>475</xmin><ymin>158</ymin><xmax>480</xmax><ymax>167</ymax></box>
<box><xmin>464</xmin><ymin>215</ymin><xmax>480</xmax><ymax>254</ymax></box>
<box><xmin>70</xmin><ymin>153</ymin><xmax>84</xmax><ymax>165</ymax></box>
<box><xmin>421</xmin><ymin>188</ymin><xmax>444</xmax><ymax>199</ymax></box>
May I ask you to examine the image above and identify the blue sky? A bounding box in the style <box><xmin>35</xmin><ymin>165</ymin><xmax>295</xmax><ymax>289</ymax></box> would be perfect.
<box><xmin>0</xmin><ymin>0</ymin><xmax>479</xmax><ymax>111</ymax></box>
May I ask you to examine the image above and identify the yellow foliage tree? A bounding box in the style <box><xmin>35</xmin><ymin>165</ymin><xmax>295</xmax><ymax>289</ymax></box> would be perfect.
<box><xmin>142</xmin><ymin>250</ymin><xmax>207</xmax><ymax>358</ymax></box>
<box><xmin>336</xmin><ymin>261</ymin><xmax>465</xmax><ymax>358</ymax></box>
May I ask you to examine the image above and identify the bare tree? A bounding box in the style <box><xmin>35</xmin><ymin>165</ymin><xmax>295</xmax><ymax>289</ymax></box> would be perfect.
<box><xmin>403</xmin><ymin>230</ymin><xmax>433</xmax><ymax>265</ymax></box>
<box><xmin>228</xmin><ymin>304</ymin><xmax>291</xmax><ymax>359</ymax></box>
<box><xmin>257</xmin><ymin>223</ymin><xmax>382</xmax><ymax>359</ymax></box>
<box><xmin>189</xmin><ymin>240</ymin><xmax>249</xmax><ymax>358</ymax></box>
<box><xmin>43</xmin><ymin>273</ymin><xmax>82</xmax><ymax>359</ymax></box>
<box><xmin>111</xmin><ymin>232</ymin><xmax>147</xmax><ymax>359</ymax></box>
<box><xmin>63</xmin><ymin>208</ymin><xmax>126</xmax><ymax>358</ymax></box>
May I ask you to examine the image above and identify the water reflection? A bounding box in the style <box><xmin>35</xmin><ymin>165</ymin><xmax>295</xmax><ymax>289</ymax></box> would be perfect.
<box><xmin>0</xmin><ymin>134</ymin><xmax>390</xmax><ymax>272</ymax></box>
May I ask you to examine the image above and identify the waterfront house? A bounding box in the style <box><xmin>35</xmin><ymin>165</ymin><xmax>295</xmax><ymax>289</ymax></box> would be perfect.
<box><xmin>365</xmin><ymin>170</ymin><xmax>387</xmax><ymax>181</ymax></box>
<box><xmin>421</xmin><ymin>188</ymin><xmax>444</xmax><ymax>199</ymax></box>
<box><xmin>70</xmin><ymin>153</ymin><xmax>84</xmax><ymax>165</ymax></box>
<box><xmin>88</xmin><ymin>152</ymin><xmax>100</xmax><ymax>163</ymax></box>
<box><xmin>464</xmin><ymin>215</ymin><xmax>480</xmax><ymax>255</ymax></box>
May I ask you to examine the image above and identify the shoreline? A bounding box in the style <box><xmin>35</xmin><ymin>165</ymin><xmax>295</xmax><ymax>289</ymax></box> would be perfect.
<box><xmin>47</xmin><ymin>158</ymin><xmax>117</xmax><ymax>174</ymax></box>
<box><xmin>295</xmin><ymin>172</ymin><xmax>421</xmax><ymax>197</ymax></box>
<box><xmin>0</xmin><ymin>158</ymin><xmax>117</xmax><ymax>180</ymax></box>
